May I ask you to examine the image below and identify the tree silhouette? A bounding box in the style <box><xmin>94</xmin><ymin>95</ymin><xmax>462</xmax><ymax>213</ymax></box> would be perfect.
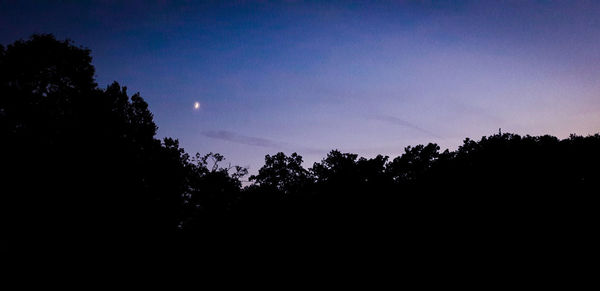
<box><xmin>387</xmin><ymin>143</ymin><xmax>439</xmax><ymax>185</ymax></box>
<box><xmin>180</xmin><ymin>152</ymin><xmax>247</xmax><ymax>232</ymax></box>
<box><xmin>0</xmin><ymin>35</ymin><xmax>203</xmax><ymax>245</ymax></box>
<box><xmin>249</xmin><ymin>152</ymin><xmax>311</xmax><ymax>195</ymax></box>
<box><xmin>2</xmin><ymin>34</ymin><xmax>598</xmax><ymax>257</ymax></box>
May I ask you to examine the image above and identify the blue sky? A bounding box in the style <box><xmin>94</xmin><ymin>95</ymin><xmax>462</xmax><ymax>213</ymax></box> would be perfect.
<box><xmin>2</xmin><ymin>1</ymin><xmax>600</xmax><ymax>173</ymax></box>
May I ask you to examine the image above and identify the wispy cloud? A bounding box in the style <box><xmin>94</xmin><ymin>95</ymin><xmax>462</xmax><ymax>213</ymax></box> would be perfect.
<box><xmin>372</xmin><ymin>115</ymin><xmax>440</xmax><ymax>138</ymax></box>
<box><xmin>202</xmin><ymin>130</ymin><xmax>283</xmax><ymax>149</ymax></box>
<box><xmin>202</xmin><ymin>130</ymin><xmax>326</xmax><ymax>154</ymax></box>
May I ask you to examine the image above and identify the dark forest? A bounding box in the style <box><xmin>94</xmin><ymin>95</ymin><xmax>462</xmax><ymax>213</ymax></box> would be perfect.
<box><xmin>2</xmin><ymin>35</ymin><xmax>597</xmax><ymax>261</ymax></box>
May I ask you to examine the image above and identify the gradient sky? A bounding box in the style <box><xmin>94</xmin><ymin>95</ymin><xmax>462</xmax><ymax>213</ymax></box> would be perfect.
<box><xmin>2</xmin><ymin>0</ymin><xmax>600</xmax><ymax>174</ymax></box>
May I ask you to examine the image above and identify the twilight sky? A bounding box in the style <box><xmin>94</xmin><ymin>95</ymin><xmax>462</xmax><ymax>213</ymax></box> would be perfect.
<box><xmin>2</xmin><ymin>1</ymin><xmax>600</xmax><ymax>173</ymax></box>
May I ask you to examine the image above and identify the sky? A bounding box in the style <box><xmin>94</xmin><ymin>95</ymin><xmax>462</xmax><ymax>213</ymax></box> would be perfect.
<box><xmin>2</xmin><ymin>0</ymin><xmax>600</xmax><ymax>174</ymax></box>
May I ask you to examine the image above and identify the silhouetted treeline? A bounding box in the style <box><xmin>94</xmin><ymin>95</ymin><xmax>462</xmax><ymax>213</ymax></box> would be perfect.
<box><xmin>2</xmin><ymin>35</ymin><xmax>597</xmax><ymax>255</ymax></box>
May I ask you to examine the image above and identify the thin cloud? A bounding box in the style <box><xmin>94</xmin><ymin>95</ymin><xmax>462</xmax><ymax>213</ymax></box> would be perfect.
<box><xmin>202</xmin><ymin>130</ymin><xmax>326</xmax><ymax>154</ymax></box>
<box><xmin>372</xmin><ymin>115</ymin><xmax>440</xmax><ymax>138</ymax></box>
<box><xmin>202</xmin><ymin>130</ymin><xmax>283</xmax><ymax>149</ymax></box>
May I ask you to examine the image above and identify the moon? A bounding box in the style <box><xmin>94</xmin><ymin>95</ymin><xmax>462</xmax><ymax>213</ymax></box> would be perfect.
<box><xmin>194</xmin><ymin>101</ymin><xmax>201</xmax><ymax>110</ymax></box>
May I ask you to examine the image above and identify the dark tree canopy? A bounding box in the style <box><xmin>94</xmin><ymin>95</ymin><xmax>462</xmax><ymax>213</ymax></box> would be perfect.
<box><xmin>249</xmin><ymin>152</ymin><xmax>310</xmax><ymax>194</ymax></box>
<box><xmin>0</xmin><ymin>35</ymin><xmax>245</xmax><ymax>246</ymax></box>
<box><xmin>2</xmin><ymin>35</ymin><xmax>597</xmax><ymax>261</ymax></box>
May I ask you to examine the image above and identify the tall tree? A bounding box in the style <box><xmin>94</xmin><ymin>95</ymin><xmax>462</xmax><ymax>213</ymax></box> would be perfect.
<box><xmin>0</xmin><ymin>35</ymin><xmax>190</xmax><ymax>241</ymax></box>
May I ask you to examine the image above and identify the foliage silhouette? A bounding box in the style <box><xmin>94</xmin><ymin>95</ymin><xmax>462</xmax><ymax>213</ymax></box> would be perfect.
<box><xmin>2</xmin><ymin>35</ymin><xmax>597</xmax><ymax>258</ymax></box>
